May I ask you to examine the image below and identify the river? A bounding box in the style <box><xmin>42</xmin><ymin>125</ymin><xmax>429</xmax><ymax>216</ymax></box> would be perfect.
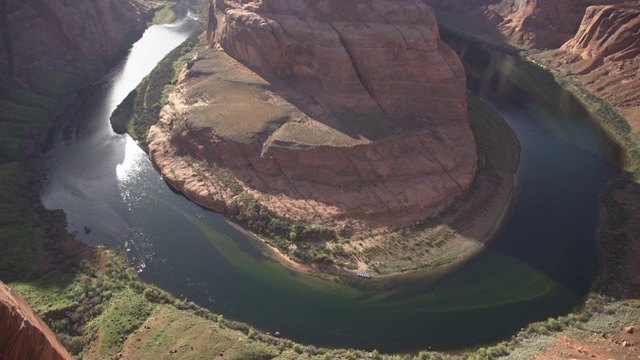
<box><xmin>41</xmin><ymin>17</ymin><xmax>623</xmax><ymax>353</ymax></box>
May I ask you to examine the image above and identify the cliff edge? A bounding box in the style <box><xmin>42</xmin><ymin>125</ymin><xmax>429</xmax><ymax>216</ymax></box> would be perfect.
<box><xmin>534</xmin><ymin>2</ymin><xmax>640</xmax><ymax>130</ymax></box>
<box><xmin>0</xmin><ymin>0</ymin><xmax>150</xmax><ymax>84</ymax></box>
<box><xmin>148</xmin><ymin>0</ymin><xmax>478</xmax><ymax>234</ymax></box>
<box><xmin>425</xmin><ymin>0</ymin><xmax>625</xmax><ymax>49</ymax></box>
<box><xmin>0</xmin><ymin>281</ymin><xmax>73</xmax><ymax>360</ymax></box>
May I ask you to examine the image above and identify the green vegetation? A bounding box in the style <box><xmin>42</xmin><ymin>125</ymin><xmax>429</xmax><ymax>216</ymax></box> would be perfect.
<box><xmin>10</xmin><ymin>249</ymin><xmax>389</xmax><ymax>359</ymax></box>
<box><xmin>110</xmin><ymin>28</ymin><xmax>203</xmax><ymax>150</ymax></box>
<box><xmin>528</xmin><ymin>55</ymin><xmax>640</xmax><ymax>299</ymax></box>
<box><xmin>87</xmin><ymin>289</ymin><xmax>153</xmax><ymax>358</ymax></box>
<box><xmin>550</xmin><ymin>68</ymin><xmax>640</xmax><ymax>175</ymax></box>
<box><xmin>232</xmin><ymin>192</ymin><xmax>340</xmax><ymax>265</ymax></box>
<box><xmin>2</xmin><ymin>8</ymin><xmax>639</xmax><ymax>360</ymax></box>
<box><xmin>467</xmin><ymin>95</ymin><xmax>520</xmax><ymax>173</ymax></box>
<box><xmin>150</xmin><ymin>1</ymin><xmax>177</xmax><ymax>25</ymax></box>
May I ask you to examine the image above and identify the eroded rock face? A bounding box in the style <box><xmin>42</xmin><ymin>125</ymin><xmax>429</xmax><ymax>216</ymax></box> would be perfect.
<box><xmin>208</xmin><ymin>0</ymin><xmax>468</xmax><ymax>118</ymax></box>
<box><xmin>534</xmin><ymin>2</ymin><xmax>640</xmax><ymax>130</ymax></box>
<box><xmin>149</xmin><ymin>0</ymin><xmax>477</xmax><ymax>231</ymax></box>
<box><xmin>0</xmin><ymin>281</ymin><xmax>73</xmax><ymax>360</ymax></box>
<box><xmin>489</xmin><ymin>0</ymin><xmax>623</xmax><ymax>48</ymax></box>
<box><xmin>0</xmin><ymin>0</ymin><xmax>150</xmax><ymax>84</ymax></box>
<box><xmin>562</xmin><ymin>4</ymin><xmax>640</xmax><ymax>60</ymax></box>
<box><xmin>425</xmin><ymin>0</ymin><xmax>625</xmax><ymax>49</ymax></box>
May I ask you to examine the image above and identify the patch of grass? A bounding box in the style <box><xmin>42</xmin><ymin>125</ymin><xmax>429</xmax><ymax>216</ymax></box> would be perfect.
<box><xmin>9</xmin><ymin>271</ymin><xmax>76</xmax><ymax>313</ymax></box>
<box><xmin>124</xmin><ymin>305</ymin><xmax>282</xmax><ymax>360</ymax></box>
<box><xmin>87</xmin><ymin>289</ymin><xmax>153</xmax><ymax>358</ymax></box>
<box><xmin>150</xmin><ymin>1</ymin><xmax>177</xmax><ymax>25</ymax></box>
<box><xmin>9</xmin><ymin>250</ymin><xmax>145</xmax><ymax>357</ymax></box>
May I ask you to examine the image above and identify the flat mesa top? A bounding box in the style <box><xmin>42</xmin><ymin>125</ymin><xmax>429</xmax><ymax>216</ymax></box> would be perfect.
<box><xmin>182</xmin><ymin>49</ymin><xmax>439</xmax><ymax>147</ymax></box>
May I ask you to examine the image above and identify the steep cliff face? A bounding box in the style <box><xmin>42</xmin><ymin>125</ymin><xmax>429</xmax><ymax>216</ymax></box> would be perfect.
<box><xmin>489</xmin><ymin>0</ymin><xmax>623</xmax><ymax>48</ymax></box>
<box><xmin>425</xmin><ymin>0</ymin><xmax>624</xmax><ymax>49</ymax></box>
<box><xmin>207</xmin><ymin>0</ymin><xmax>468</xmax><ymax>119</ymax></box>
<box><xmin>535</xmin><ymin>3</ymin><xmax>640</xmax><ymax>130</ymax></box>
<box><xmin>0</xmin><ymin>281</ymin><xmax>73</xmax><ymax>360</ymax></box>
<box><xmin>0</xmin><ymin>0</ymin><xmax>150</xmax><ymax>85</ymax></box>
<box><xmin>149</xmin><ymin>0</ymin><xmax>477</xmax><ymax>231</ymax></box>
<box><xmin>562</xmin><ymin>4</ymin><xmax>640</xmax><ymax>60</ymax></box>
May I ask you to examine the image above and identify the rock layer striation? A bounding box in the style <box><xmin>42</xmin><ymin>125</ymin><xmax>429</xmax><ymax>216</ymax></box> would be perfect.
<box><xmin>425</xmin><ymin>0</ymin><xmax>625</xmax><ymax>49</ymax></box>
<box><xmin>535</xmin><ymin>2</ymin><xmax>640</xmax><ymax>130</ymax></box>
<box><xmin>149</xmin><ymin>0</ymin><xmax>477</xmax><ymax>231</ymax></box>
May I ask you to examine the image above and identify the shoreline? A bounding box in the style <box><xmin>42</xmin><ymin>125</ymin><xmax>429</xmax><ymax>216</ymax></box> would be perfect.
<box><xmin>177</xmin><ymin>90</ymin><xmax>522</xmax><ymax>282</ymax></box>
<box><xmin>8</xmin><ymin>4</ymin><xmax>639</xmax><ymax>358</ymax></box>
<box><xmin>141</xmin><ymin>43</ymin><xmax>522</xmax><ymax>280</ymax></box>
<box><xmin>247</xmin><ymin>168</ymin><xmax>519</xmax><ymax>283</ymax></box>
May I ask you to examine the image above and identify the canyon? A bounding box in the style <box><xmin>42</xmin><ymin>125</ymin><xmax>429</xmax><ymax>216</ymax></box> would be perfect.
<box><xmin>0</xmin><ymin>0</ymin><xmax>154</xmax><ymax>165</ymax></box>
<box><xmin>1</xmin><ymin>0</ymin><xmax>639</xmax><ymax>358</ymax></box>
<box><xmin>427</xmin><ymin>0</ymin><xmax>640</xmax><ymax>130</ymax></box>
<box><xmin>534</xmin><ymin>2</ymin><xmax>640</xmax><ymax>132</ymax></box>
<box><xmin>425</xmin><ymin>0</ymin><xmax>627</xmax><ymax>49</ymax></box>
<box><xmin>0</xmin><ymin>0</ymin><xmax>151</xmax><ymax>83</ymax></box>
<box><xmin>148</xmin><ymin>0</ymin><xmax>478</xmax><ymax>235</ymax></box>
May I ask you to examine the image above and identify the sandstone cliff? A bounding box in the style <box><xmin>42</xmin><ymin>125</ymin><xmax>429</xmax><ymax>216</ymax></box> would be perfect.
<box><xmin>148</xmin><ymin>0</ymin><xmax>477</xmax><ymax>232</ymax></box>
<box><xmin>0</xmin><ymin>281</ymin><xmax>73</xmax><ymax>360</ymax></box>
<box><xmin>425</xmin><ymin>0</ymin><xmax>625</xmax><ymax>49</ymax></box>
<box><xmin>0</xmin><ymin>0</ymin><xmax>150</xmax><ymax>86</ymax></box>
<box><xmin>534</xmin><ymin>3</ymin><xmax>640</xmax><ymax>129</ymax></box>
<box><xmin>562</xmin><ymin>4</ymin><xmax>640</xmax><ymax>60</ymax></box>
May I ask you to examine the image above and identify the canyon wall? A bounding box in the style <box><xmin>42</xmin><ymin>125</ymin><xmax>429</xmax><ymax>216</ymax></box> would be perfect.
<box><xmin>0</xmin><ymin>1</ymin><xmax>153</xmax><ymax>356</ymax></box>
<box><xmin>562</xmin><ymin>4</ymin><xmax>640</xmax><ymax>60</ymax></box>
<box><xmin>149</xmin><ymin>0</ymin><xmax>477</xmax><ymax>231</ymax></box>
<box><xmin>425</xmin><ymin>0</ymin><xmax>639</xmax><ymax>129</ymax></box>
<box><xmin>0</xmin><ymin>281</ymin><xmax>73</xmax><ymax>360</ymax></box>
<box><xmin>425</xmin><ymin>0</ymin><xmax>625</xmax><ymax>49</ymax></box>
<box><xmin>0</xmin><ymin>0</ymin><xmax>151</xmax><ymax>86</ymax></box>
<box><xmin>536</xmin><ymin>3</ymin><xmax>640</xmax><ymax>129</ymax></box>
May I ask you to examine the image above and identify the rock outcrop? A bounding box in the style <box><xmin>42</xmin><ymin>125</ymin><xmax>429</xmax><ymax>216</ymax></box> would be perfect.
<box><xmin>533</xmin><ymin>2</ymin><xmax>640</xmax><ymax>130</ymax></box>
<box><xmin>0</xmin><ymin>0</ymin><xmax>150</xmax><ymax>85</ymax></box>
<box><xmin>0</xmin><ymin>281</ymin><xmax>73</xmax><ymax>360</ymax></box>
<box><xmin>425</xmin><ymin>0</ymin><xmax>625</xmax><ymax>49</ymax></box>
<box><xmin>148</xmin><ymin>0</ymin><xmax>477</xmax><ymax>231</ymax></box>
<box><xmin>562</xmin><ymin>4</ymin><xmax>640</xmax><ymax>60</ymax></box>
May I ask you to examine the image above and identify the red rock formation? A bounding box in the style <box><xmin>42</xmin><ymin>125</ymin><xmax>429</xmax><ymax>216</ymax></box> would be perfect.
<box><xmin>0</xmin><ymin>0</ymin><xmax>150</xmax><ymax>85</ymax></box>
<box><xmin>208</xmin><ymin>0</ymin><xmax>468</xmax><ymax>119</ymax></box>
<box><xmin>0</xmin><ymin>281</ymin><xmax>73</xmax><ymax>360</ymax></box>
<box><xmin>562</xmin><ymin>4</ymin><xmax>640</xmax><ymax>60</ymax></box>
<box><xmin>425</xmin><ymin>0</ymin><xmax>625</xmax><ymax>49</ymax></box>
<box><xmin>534</xmin><ymin>2</ymin><xmax>640</xmax><ymax>130</ymax></box>
<box><xmin>148</xmin><ymin>0</ymin><xmax>477</xmax><ymax>231</ymax></box>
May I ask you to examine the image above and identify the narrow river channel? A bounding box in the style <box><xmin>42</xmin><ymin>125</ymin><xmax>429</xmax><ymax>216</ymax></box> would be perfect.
<box><xmin>41</xmin><ymin>17</ymin><xmax>623</xmax><ymax>352</ymax></box>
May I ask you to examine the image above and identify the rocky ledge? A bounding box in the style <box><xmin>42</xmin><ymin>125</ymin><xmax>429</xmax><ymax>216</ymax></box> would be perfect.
<box><xmin>148</xmin><ymin>0</ymin><xmax>477</xmax><ymax>233</ymax></box>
